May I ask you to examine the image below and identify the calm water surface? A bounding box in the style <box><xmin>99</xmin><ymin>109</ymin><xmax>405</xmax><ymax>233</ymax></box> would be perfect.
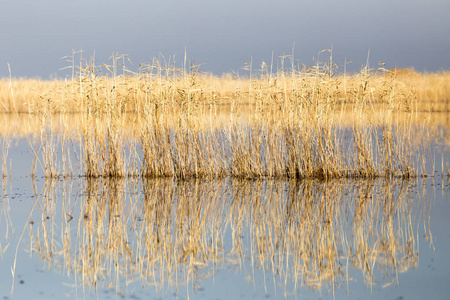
<box><xmin>0</xmin><ymin>138</ymin><xmax>450</xmax><ymax>300</ymax></box>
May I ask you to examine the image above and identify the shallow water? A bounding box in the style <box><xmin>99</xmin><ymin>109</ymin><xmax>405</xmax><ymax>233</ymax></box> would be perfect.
<box><xmin>1</xmin><ymin>135</ymin><xmax>450</xmax><ymax>299</ymax></box>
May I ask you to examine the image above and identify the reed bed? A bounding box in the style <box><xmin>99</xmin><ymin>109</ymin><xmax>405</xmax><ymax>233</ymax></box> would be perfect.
<box><xmin>1</xmin><ymin>52</ymin><xmax>447</xmax><ymax>179</ymax></box>
<box><xmin>24</xmin><ymin>177</ymin><xmax>431</xmax><ymax>295</ymax></box>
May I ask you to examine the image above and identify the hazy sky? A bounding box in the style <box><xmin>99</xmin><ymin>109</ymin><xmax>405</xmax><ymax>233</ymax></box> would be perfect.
<box><xmin>1</xmin><ymin>0</ymin><xmax>449</xmax><ymax>78</ymax></box>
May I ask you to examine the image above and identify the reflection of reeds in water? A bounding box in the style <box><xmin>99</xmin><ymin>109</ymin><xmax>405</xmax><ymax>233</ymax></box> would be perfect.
<box><xmin>26</xmin><ymin>177</ymin><xmax>431</xmax><ymax>296</ymax></box>
<box><xmin>0</xmin><ymin>167</ymin><xmax>12</xmax><ymax>261</ymax></box>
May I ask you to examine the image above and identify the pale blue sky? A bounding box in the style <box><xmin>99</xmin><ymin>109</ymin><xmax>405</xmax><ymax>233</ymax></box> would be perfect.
<box><xmin>1</xmin><ymin>0</ymin><xmax>449</xmax><ymax>78</ymax></box>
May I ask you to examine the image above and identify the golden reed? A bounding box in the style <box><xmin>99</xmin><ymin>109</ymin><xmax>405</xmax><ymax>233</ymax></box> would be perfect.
<box><xmin>1</xmin><ymin>52</ymin><xmax>448</xmax><ymax>179</ymax></box>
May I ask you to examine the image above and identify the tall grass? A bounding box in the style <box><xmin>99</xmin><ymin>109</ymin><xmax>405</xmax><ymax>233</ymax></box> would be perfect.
<box><xmin>1</xmin><ymin>52</ymin><xmax>447</xmax><ymax>179</ymax></box>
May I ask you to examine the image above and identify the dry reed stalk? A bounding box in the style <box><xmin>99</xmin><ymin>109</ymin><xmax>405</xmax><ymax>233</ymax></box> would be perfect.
<box><xmin>1</xmin><ymin>136</ymin><xmax>10</xmax><ymax>180</ymax></box>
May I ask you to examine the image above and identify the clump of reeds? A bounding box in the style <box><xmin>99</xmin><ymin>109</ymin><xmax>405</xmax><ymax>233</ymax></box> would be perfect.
<box><xmin>2</xmin><ymin>50</ymin><xmax>443</xmax><ymax>179</ymax></box>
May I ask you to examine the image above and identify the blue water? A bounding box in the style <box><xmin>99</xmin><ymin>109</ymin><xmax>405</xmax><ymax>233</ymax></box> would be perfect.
<box><xmin>0</xmin><ymin>136</ymin><xmax>449</xmax><ymax>300</ymax></box>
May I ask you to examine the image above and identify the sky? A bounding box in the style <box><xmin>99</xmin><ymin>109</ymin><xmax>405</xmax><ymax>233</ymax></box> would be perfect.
<box><xmin>1</xmin><ymin>0</ymin><xmax>449</xmax><ymax>78</ymax></box>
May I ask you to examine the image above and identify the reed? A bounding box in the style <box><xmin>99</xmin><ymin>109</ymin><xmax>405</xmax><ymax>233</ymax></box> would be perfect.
<box><xmin>1</xmin><ymin>51</ymin><xmax>447</xmax><ymax>179</ymax></box>
<box><xmin>1</xmin><ymin>137</ymin><xmax>9</xmax><ymax>180</ymax></box>
<box><xmin>1</xmin><ymin>63</ymin><xmax>448</xmax><ymax>115</ymax></box>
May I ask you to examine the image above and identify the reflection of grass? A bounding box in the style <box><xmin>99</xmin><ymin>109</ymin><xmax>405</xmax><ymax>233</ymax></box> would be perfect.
<box><xmin>26</xmin><ymin>177</ymin><xmax>430</xmax><ymax>295</ymax></box>
<box><xmin>0</xmin><ymin>162</ymin><xmax>12</xmax><ymax>261</ymax></box>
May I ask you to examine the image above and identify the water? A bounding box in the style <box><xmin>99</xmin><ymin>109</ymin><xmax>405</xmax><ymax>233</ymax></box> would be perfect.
<box><xmin>1</xmin><ymin>136</ymin><xmax>449</xmax><ymax>299</ymax></box>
